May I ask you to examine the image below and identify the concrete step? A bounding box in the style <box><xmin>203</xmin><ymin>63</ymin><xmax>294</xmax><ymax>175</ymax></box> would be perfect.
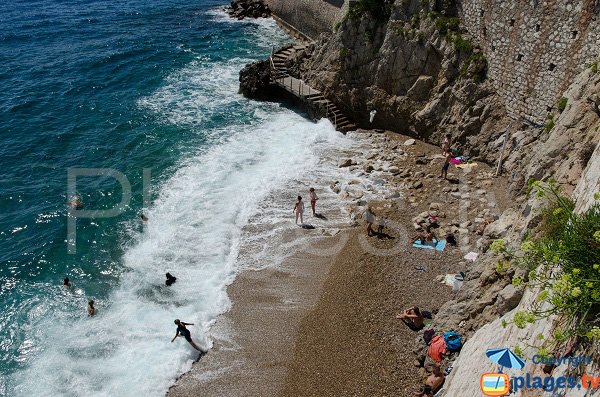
<box><xmin>305</xmin><ymin>93</ymin><xmax>324</xmax><ymax>99</ymax></box>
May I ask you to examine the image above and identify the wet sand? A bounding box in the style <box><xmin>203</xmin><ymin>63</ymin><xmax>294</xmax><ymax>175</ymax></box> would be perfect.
<box><xmin>167</xmin><ymin>231</ymin><xmax>351</xmax><ymax>397</ymax></box>
<box><xmin>169</xmin><ymin>131</ymin><xmax>510</xmax><ymax>396</ymax></box>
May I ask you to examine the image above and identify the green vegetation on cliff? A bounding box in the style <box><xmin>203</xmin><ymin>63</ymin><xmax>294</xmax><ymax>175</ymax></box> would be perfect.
<box><xmin>348</xmin><ymin>0</ymin><xmax>392</xmax><ymax>21</ymax></box>
<box><xmin>493</xmin><ymin>181</ymin><xmax>600</xmax><ymax>347</ymax></box>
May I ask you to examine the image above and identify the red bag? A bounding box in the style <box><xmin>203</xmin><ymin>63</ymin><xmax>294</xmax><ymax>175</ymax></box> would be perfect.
<box><xmin>427</xmin><ymin>335</ymin><xmax>447</xmax><ymax>363</ymax></box>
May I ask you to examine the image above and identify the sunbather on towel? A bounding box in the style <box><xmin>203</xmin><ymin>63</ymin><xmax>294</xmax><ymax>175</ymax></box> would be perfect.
<box><xmin>416</xmin><ymin>365</ymin><xmax>445</xmax><ymax>397</ymax></box>
<box><xmin>412</xmin><ymin>226</ymin><xmax>437</xmax><ymax>245</ymax></box>
<box><xmin>396</xmin><ymin>306</ymin><xmax>425</xmax><ymax>331</ymax></box>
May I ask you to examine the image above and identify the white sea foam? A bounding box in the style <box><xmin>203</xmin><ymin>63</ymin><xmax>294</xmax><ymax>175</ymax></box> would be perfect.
<box><xmin>8</xmin><ymin>12</ymin><xmax>373</xmax><ymax>397</ymax></box>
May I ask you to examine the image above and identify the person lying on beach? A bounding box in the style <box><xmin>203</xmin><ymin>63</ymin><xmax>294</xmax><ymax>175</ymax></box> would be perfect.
<box><xmin>396</xmin><ymin>306</ymin><xmax>425</xmax><ymax>331</ymax></box>
<box><xmin>171</xmin><ymin>319</ymin><xmax>206</xmax><ymax>352</ymax></box>
<box><xmin>63</xmin><ymin>277</ymin><xmax>71</xmax><ymax>289</ymax></box>
<box><xmin>87</xmin><ymin>300</ymin><xmax>96</xmax><ymax>317</ymax></box>
<box><xmin>416</xmin><ymin>365</ymin><xmax>445</xmax><ymax>397</ymax></box>
<box><xmin>412</xmin><ymin>226</ymin><xmax>437</xmax><ymax>245</ymax></box>
<box><xmin>293</xmin><ymin>196</ymin><xmax>305</xmax><ymax>225</ymax></box>
<box><xmin>165</xmin><ymin>272</ymin><xmax>177</xmax><ymax>286</ymax></box>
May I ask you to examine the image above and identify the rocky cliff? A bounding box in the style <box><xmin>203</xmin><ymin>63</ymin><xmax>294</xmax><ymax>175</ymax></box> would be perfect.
<box><xmin>288</xmin><ymin>0</ymin><xmax>599</xmax><ymax>196</ymax></box>
<box><xmin>265</xmin><ymin>0</ymin><xmax>600</xmax><ymax>395</ymax></box>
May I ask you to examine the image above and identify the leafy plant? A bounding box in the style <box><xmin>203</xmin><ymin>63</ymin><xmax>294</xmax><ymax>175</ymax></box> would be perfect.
<box><xmin>339</xmin><ymin>47</ymin><xmax>349</xmax><ymax>59</ymax></box>
<box><xmin>545</xmin><ymin>114</ymin><xmax>555</xmax><ymax>133</ymax></box>
<box><xmin>591</xmin><ymin>62</ymin><xmax>598</xmax><ymax>74</ymax></box>
<box><xmin>435</xmin><ymin>16</ymin><xmax>460</xmax><ymax>35</ymax></box>
<box><xmin>348</xmin><ymin>0</ymin><xmax>393</xmax><ymax>21</ymax></box>
<box><xmin>459</xmin><ymin>52</ymin><xmax>487</xmax><ymax>82</ymax></box>
<box><xmin>453</xmin><ymin>34</ymin><xmax>472</xmax><ymax>52</ymax></box>
<box><xmin>558</xmin><ymin>97</ymin><xmax>568</xmax><ymax>112</ymax></box>
<box><xmin>493</xmin><ymin>181</ymin><xmax>600</xmax><ymax>346</ymax></box>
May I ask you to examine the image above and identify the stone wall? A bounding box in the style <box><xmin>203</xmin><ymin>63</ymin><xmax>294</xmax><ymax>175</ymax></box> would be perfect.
<box><xmin>263</xmin><ymin>0</ymin><xmax>351</xmax><ymax>39</ymax></box>
<box><xmin>458</xmin><ymin>0</ymin><xmax>600</xmax><ymax>123</ymax></box>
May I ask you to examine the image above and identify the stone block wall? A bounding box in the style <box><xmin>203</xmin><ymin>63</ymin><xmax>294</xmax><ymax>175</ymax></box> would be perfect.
<box><xmin>263</xmin><ymin>0</ymin><xmax>351</xmax><ymax>39</ymax></box>
<box><xmin>458</xmin><ymin>0</ymin><xmax>600</xmax><ymax>123</ymax></box>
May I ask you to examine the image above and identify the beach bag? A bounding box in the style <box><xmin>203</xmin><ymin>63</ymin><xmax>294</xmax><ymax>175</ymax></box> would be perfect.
<box><xmin>427</xmin><ymin>335</ymin><xmax>447</xmax><ymax>363</ymax></box>
<box><xmin>423</xmin><ymin>329</ymin><xmax>435</xmax><ymax>345</ymax></box>
<box><xmin>444</xmin><ymin>331</ymin><xmax>463</xmax><ymax>352</ymax></box>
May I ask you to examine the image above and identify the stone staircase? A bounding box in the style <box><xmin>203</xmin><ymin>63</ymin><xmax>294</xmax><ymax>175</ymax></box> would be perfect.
<box><xmin>270</xmin><ymin>45</ymin><xmax>357</xmax><ymax>133</ymax></box>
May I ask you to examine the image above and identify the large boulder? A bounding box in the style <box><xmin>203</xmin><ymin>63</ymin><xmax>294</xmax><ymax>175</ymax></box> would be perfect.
<box><xmin>227</xmin><ymin>0</ymin><xmax>271</xmax><ymax>19</ymax></box>
<box><xmin>239</xmin><ymin>60</ymin><xmax>277</xmax><ymax>100</ymax></box>
<box><xmin>495</xmin><ymin>284</ymin><xmax>524</xmax><ymax>315</ymax></box>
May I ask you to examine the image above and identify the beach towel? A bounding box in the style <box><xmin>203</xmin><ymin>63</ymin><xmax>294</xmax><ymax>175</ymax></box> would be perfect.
<box><xmin>455</xmin><ymin>162</ymin><xmax>478</xmax><ymax>169</ymax></box>
<box><xmin>449</xmin><ymin>157</ymin><xmax>462</xmax><ymax>165</ymax></box>
<box><xmin>428</xmin><ymin>335</ymin><xmax>447</xmax><ymax>363</ymax></box>
<box><xmin>413</xmin><ymin>239</ymin><xmax>447</xmax><ymax>252</ymax></box>
<box><xmin>463</xmin><ymin>251</ymin><xmax>479</xmax><ymax>262</ymax></box>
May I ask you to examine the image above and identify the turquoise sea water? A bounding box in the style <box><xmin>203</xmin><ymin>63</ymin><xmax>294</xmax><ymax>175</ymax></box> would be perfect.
<box><xmin>0</xmin><ymin>1</ymin><xmax>350</xmax><ymax>395</ymax></box>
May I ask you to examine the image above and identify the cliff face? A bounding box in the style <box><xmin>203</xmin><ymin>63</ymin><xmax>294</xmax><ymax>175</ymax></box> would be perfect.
<box><xmin>271</xmin><ymin>1</ymin><xmax>600</xmax><ymax>395</ymax></box>
<box><xmin>290</xmin><ymin>0</ymin><xmax>599</xmax><ymax>196</ymax></box>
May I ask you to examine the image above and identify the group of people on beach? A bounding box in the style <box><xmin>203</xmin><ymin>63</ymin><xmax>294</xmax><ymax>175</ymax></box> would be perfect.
<box><xmin>293</xmin><ymin>187</ymin><xmax>318</xmax><ymax>225</ymax></box>
<box><xmin>62</xmin><ymin>269</ymin><xmax>206</xmax><ymax>353</ymax></box>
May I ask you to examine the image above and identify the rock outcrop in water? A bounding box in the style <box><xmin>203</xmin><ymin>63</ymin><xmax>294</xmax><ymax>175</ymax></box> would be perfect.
<box><xmin>238</xmin><ymin>59</ymin><xmax>276</xmax><ymax>100</ymax></box>
<box><xmin>227</xmin><ymin>0</ymin><xmax>271</xmax><ymax>20</ymax></box>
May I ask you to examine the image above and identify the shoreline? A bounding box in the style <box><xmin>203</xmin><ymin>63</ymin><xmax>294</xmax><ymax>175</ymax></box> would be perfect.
<box><xmin>168</xmin><ymin>128</ymin><xmax>512</xmax><ymax>396</ymax></box>
<box><xmin>167</xmin><ymin>230</ymin><xmax>351</xmax><ymax>397</ymax></box>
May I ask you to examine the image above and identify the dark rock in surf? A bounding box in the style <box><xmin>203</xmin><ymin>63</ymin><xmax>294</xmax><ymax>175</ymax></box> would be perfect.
<box><xmin>239</xmin><ymin>59</ymin><xmax>277</xmax><ymax>100</ymax></box>
<box><xmin>226</xmin><ymin>0</ymin><xmax>271</xmax><ymax>20</ymax></box>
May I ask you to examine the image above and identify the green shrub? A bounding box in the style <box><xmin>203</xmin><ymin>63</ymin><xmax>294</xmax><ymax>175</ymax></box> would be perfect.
<box><xmin>493</xmin><ymin>181</ymin><xmax>600</xmax><ymax>344</ymax></box>
<box><xmin>435</xmin><ymin>16</ymin><xmax>460</xmax><ymax>35</ymax></box>
<box><xmin>591</xmin><ymin>62</ymin><xmax>598</xmax><ymax>74</ymax></box>
<box><xmin>453</xmin><ymin>34</ymin><xmax>472</xmax><ymax>52</ymax></box>
<box><xmin>411</xmin><ymin>14</ymin><xmax>420</xmax><ymax>28</ymax></box>
<box><xmin>333</xmin><ymin>21</ymin><xmax>341</xmax><ymax>32</ymax></box>
<box><xmin>339</xmin><ymin>47</ymin><xmax>349</xmax><ymax>59</ymax></box>
<box><xmin>545</xmin><ymin>114</ymin><xmax>555</xmax><ymax>132</ymax></box>
<box><xmin>557</xmin><ymin>97</ymin><xmax>568</xmax><ymax>112</ymax></box>
<box><xmin>348</xmin><ymin>0</ymin><xmax>392</xmax><ymax>21</ymax></box>
<box><xmin>459</xmin><ymin>52</ymin><xmax>487</xmax><ymax>82</ymax></box>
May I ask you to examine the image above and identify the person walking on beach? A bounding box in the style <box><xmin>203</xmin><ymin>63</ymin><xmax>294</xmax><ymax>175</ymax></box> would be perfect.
<box><xmin>365</xmin><ymin>207</ymin><xmax>375</xmax><ymax>237</ymax></box>
<box><xmin>87</xmin><ymin>300</ymin><xmax>96</xmax><ymax>317</ymax></box>
<box><xmin>171</xmin><ymin>319</ymin><xmax>205</xmax><ymax>352</ymax></box>
<box><xmin>309</xmin><ymin>188</ymin><xmax>318</xmax><ymax>216</ymax></box>
<box><xmin>293</xmin><ymin>196</ymin><xmax>305</xmax><ymax>225</ymax></box>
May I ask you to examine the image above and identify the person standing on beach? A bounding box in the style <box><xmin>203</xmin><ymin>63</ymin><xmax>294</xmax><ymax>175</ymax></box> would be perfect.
<box><xmin>171</xmin><ymin>319</ymin><xmax>206</xmax><ymax>352</ymax></box>
<box><xmin>440</xmin><ymin>152</ymin><xmax>451</xmax><ymax>180</ymax></box>
<box><xmin>441</xmin><ymin>134</ymin><xmax>451</xmax><ymax>155</ymax></box>
<box><xmin>365</xmin><ymin>207</ymin><xmax>375</xmax><ymax>236</ymax></box>
<box><xmin>309</xmin><ymin>188</ymin><xmax>318</xmax><ymax>216</ymax></box>
<box><xmin>293</xmin><ymin>196</ymin><xmax>305</xmax><ymax>225</ymax></box>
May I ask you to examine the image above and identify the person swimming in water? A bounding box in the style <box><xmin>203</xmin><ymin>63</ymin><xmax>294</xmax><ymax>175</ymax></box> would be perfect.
<box><xmin>87</xmin><ymin>300</ymin><xmax>96</xmax><ymax>317</ymax></box>
<box><xmin>68</xmin><ymin>194</ymin><xmax>83</xmax><ymax>209</ymax></box>
<box><xmin>171</xmin><ymin>319</ymin><xmax>206</xmax><ymax>352</ymax></box>
<box><xmin>140</xmin><ymin>213</ymin><xmax>149</xmax><ymax>223</ymax></box>
<box><xmin>63</xmin><ymin>277</ymin><xmax>71</xmax><ymax>289</ymax></box>
<box><xmin>165</xmin><ymin>272</ymin><xmax>176</xmax><ymax>286</ymax></box>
